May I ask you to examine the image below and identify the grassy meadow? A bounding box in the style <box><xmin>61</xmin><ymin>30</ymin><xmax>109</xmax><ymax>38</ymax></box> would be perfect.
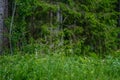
<box><xmin>0</xmin><ymin>53</ymin><xmax>120</xmax><ymax>80</ymax></box>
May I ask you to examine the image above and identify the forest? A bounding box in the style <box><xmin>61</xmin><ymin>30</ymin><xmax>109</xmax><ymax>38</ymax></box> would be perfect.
<box><xmin>0</xmin><ymin>0</ymin><xmax>120</xmax><ymax>80</ymax></box>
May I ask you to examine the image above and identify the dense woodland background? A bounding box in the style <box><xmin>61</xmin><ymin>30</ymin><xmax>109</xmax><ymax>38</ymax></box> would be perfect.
<box><xmin>1</xmin><ymin>0</ymin><xmax>120</xmax><ymax>80</ymax></box>
<box><xmin>0</xmin><ymin>0</ymin><xmax>120</xmax><ymax>55</ymax></box>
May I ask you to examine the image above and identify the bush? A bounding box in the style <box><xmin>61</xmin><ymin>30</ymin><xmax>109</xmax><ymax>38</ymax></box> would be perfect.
<box><xmin>6</xmin><ymin>0</ymin><xmax>119</xmax><ymax>55</ymax></box>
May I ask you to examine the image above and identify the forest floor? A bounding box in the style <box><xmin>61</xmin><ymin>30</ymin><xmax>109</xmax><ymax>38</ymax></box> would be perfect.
<box><xmin>0</xmin><ymin>53</ymin><xmax>120</xmax><ymax>80</ymax></box>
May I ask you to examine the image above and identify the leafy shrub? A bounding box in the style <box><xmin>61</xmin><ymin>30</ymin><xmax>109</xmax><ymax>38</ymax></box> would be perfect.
<box><xmin>6</xmin><ymin>0</ymin><xmax>119</xmax><ymax>55</ymax></box>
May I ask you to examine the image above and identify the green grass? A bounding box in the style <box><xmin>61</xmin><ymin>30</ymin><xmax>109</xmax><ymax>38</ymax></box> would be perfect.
<box><xmin>0</xmin><ymin>54</ymin><xmax>120</xmax><ymax>80</ymax></box>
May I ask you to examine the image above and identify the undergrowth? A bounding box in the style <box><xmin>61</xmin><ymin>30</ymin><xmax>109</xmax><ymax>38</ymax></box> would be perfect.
<box><xmin>0</xmin><ymin>53</ymin><xmax>120</xmax><ymax>80</ymax></box>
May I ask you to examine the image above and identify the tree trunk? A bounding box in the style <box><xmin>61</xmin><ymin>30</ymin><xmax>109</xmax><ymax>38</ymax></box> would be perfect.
<box><xmin>118</xmin><ymin>0</ymin><xmax>120</xmax><ymax>27</ymax></box>
<box><xmin>3</xmin><ymin>0</ymin><xmax>8</xmax><ymax>49</ymax></box>
<box><xmin>0</xmin><ymin>0</ymin><xmax>8</xmax><ymax>54</ymax></box>
<box><xmin>0</xmin><ymin>0</ymin><xmax>4</xmax><ymax>53</ymax></box>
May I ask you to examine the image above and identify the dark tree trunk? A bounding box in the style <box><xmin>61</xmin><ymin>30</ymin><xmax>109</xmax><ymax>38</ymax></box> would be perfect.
<box><xmin>0</xmin><ymin>0</ymin><xmax>4</xmax><ymax>53</ymax></box>
<box><xmin>118</xmin><ymin>0</ymin><xmax>120</xmax><ymax>27</ymax></box>
<box><xmin>0</xmin><ymin>0</ymin><xmax>8</xmax><ymax>54</ymax></box>
<box><xmin>3</xmin><ymin>0</ymin><xmax>8</xmax><ymax>48</ymax></box>
<box><xmin>118</xmin><ymin>0</ymin><xmax>120</xmax><ymax>49</ymax></box>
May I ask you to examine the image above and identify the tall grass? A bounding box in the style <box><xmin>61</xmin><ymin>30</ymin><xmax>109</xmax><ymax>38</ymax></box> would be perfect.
<box><xmin>0</xmin><ymin>54</ymin><xmax>120</xmax><ymax>80</ymax></box>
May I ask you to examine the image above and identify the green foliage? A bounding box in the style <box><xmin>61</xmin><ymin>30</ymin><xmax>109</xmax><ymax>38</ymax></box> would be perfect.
<box><xmin>6</xmin><ymin>0</ymin><xmax>119</xmax><ymax>55</ymax></box>
<box><xmin>0</xmin><ymin>54</ymin><xmax>120</xmax><ymax>80</ymax></box>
